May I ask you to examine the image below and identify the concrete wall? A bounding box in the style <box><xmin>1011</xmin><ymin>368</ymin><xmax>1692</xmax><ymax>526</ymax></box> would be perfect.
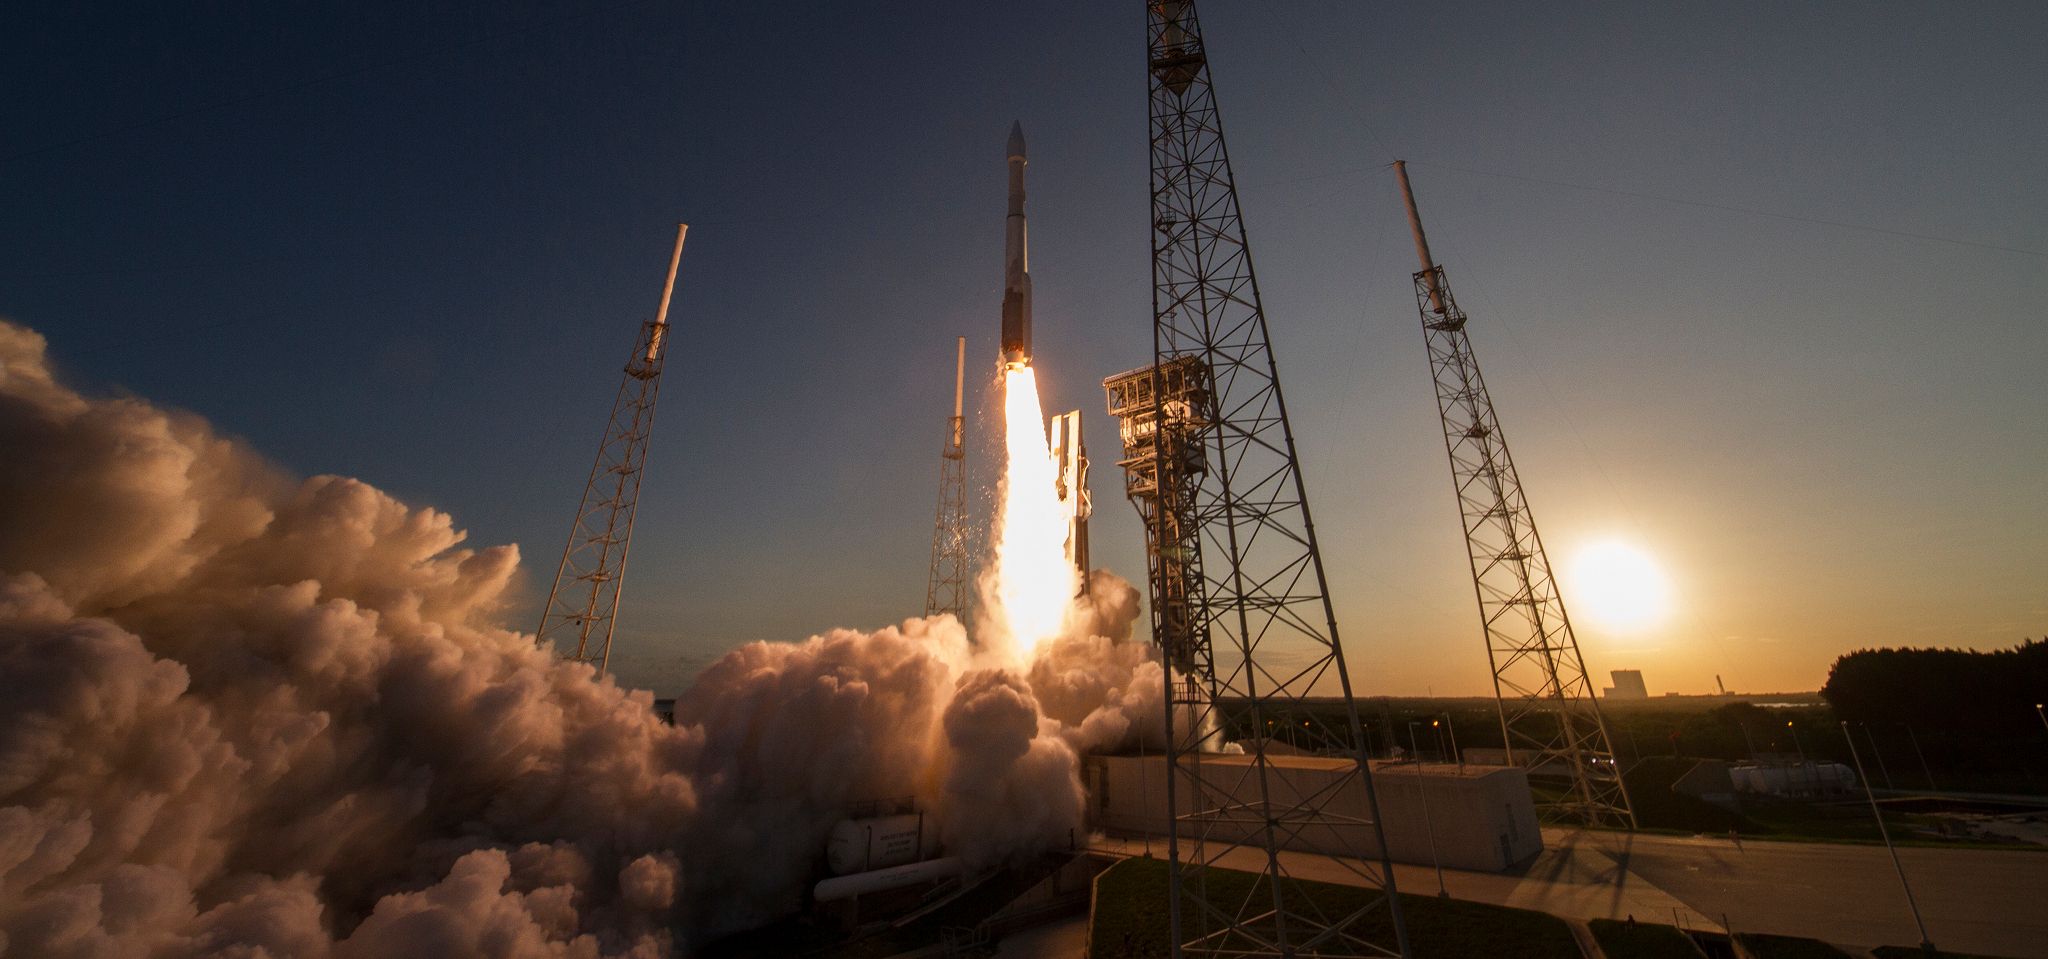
<box><xmin>1085</xmin><ymin>753</ymin><xmax>1542</xmax><ymax>872</ymax></box>
<box><xmin>981</xmin><ymin>853</ymin><xmax>1114</xmax><ymax>939</ymax></box>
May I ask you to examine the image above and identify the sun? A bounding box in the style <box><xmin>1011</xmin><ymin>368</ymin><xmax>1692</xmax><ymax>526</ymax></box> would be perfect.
<box><xmin>1566</xmin><ymin>540</ymin><xmax>1672</xmax><ymax>632</ymax></box>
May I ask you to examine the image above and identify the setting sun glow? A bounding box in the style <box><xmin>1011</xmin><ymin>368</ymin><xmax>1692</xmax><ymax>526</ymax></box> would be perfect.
<box><xmin>1567</xmin><ymin>540</ymin><xmax>1672</xmax><ymax>633</ymax></box>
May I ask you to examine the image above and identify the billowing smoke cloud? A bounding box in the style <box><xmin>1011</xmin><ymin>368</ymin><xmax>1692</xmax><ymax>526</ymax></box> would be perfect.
<box><xmin>0</xmin><ymin>320</ymin><xmax>1161</xmax><ymax>956</ymax></box>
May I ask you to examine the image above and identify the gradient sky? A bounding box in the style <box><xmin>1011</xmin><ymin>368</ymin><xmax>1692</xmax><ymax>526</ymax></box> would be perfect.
<box><xmin>5</xmin><ymin>2</ymin><xmax>2043</xmax><ymax>697</ymax></box>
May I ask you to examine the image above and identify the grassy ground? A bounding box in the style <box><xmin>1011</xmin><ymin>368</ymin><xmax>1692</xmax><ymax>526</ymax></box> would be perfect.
<box><xmin>1090</xmin><ymin>856</ymin><xmax>1579</xmax><ymax>958</ymax></box>
<box><xmin>1587</xmin><ymin>918</ymin><xmax>1703</xmax><ymax>959</ymax></box>
<box><xmin>1735</xmin><ymin>932</ymin><xmax>1855</xmax><ymax>959</ymax></box>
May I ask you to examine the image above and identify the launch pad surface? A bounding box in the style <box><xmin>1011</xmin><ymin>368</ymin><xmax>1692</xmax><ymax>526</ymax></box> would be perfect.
<box><xmin>1085</xmin><ymin>829</ymin><xmax>2048</xmax><ymax>959</ymax></box>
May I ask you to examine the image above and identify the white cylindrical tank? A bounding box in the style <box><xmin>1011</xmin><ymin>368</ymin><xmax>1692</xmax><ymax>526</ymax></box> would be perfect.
<box><xmin>813</xmin><ymin>857</ymin><xmax>963</xmax><ymax>903</ymax></box>
<box><xmin>825</xmin><ymin>814</ymin><xmax>926</xmax><ymax>876</ymax></box>
<box><xmin>1811</xmin><ymin>762</ymin><xmax>1856</xmax><ymax>792</ymax></box>
<box><xmin>1732</xmin><ymin>763</ymin><xmax>1857</xmax><ymax>795</ymax></box>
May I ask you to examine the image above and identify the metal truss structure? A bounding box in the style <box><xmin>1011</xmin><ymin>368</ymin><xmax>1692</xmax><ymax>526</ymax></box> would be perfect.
<box><xmin>536</xmin><ymin>225</ymin><xmax>687</xmax><ymax>674</ymax></box>
<box><xmin>1395</xmin><ymin>162</ymin><xmax>1635</xmax><ymax>828</ymax></box>
<box><xmin>1104</xmin><ymin>356</ymin><xmax>1212</xmax><ymax>683</ymax></box>
<box><xmin>926</xmin><ymin>336</ymin><xmax>971</xmax><ymax>620</ymax></box>
<box><xmin>1143</xmin><ymin>3</ymin><xmax>1410</xmax><ymax>955</ymax></box>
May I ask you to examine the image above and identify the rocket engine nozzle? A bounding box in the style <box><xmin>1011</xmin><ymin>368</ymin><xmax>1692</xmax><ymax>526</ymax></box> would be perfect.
<box><xmin>1001</xmin><ymin>288</ymin><xmax>1030</xmax><ymax>369</ymax></box>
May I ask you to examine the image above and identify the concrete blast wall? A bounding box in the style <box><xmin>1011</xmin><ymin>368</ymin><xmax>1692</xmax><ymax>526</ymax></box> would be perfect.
<box><xmin>1085</xmin><ymin>753</ymin><xmax>1542</xmax><ymax>872</ymax></box>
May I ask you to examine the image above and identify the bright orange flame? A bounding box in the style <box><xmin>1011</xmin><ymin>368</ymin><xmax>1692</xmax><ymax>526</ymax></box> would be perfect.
<box><xmin>988</xmin><ymin>365</ymin><xmax>1075</xmax><ymax>658</ymax></box>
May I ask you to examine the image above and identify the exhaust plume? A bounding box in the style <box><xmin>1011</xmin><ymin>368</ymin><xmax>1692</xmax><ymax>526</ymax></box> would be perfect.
<box><xmin>0</xmin><ymin>320</ymin><xmax>1160</xmax><ymax>956</ymax></box>
<box><xmin>982</xmin><ymin>366</ymin><xmax>1077</xmax><ymax>659</ymax></box>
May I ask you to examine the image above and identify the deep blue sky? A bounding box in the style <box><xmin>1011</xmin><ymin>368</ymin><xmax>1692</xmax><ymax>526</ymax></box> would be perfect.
<box><xmin>5</xmin><ymin>2</ymin><xmax>2043</xmax><ymax>695</ymax></box>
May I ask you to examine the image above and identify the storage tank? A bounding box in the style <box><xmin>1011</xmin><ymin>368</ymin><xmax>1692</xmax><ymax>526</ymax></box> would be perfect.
<box><xmin>1809</xmin><ymin>762</ymin><xmax>1857</xmax><ymax>792</ymax></box>
<box><xmin>1731</xmin><ymin>762</ymin><xmax>1856</xmax><ymax>795</ymax></box>
<box><xmin>825</xmin><ymin>813</ymin><xmax>926</xmax><ymax>876</ymax></box>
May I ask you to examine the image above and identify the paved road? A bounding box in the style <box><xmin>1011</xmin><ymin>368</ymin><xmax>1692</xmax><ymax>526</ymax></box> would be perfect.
<box><xmin>1585</xmin><ymin>829</ymin><xmax>2048</xmax><ymax>958</ymax></box>
<box><xmin>1088</xmin><ymin>830</ymin><xmax>2048</xmax><ymax>957</ymax></box>
<box><xmin>1091</xmin><ymin>833</ymin><xmax>1710</xmax><ymax>928</ymax></box>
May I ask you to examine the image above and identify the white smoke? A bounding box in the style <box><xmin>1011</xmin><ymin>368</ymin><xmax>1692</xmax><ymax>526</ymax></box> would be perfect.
<box><xmin>0</xmin><ymin>320</ymin><xmax>1162</xmax><ymax>956</ymax></box>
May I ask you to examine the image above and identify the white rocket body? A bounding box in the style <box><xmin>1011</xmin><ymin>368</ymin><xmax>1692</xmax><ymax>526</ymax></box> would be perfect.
<box><xmin>1000</xmin><ymin>122</ymin><xmax>1032</xmax><ymax>369</ymax></box>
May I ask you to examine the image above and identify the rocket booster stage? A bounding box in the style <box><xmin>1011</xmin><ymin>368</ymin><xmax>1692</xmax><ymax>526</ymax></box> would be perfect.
<box><xmin>1000</xmin><ymin>122</ymin><xmax>1032</xmax><ymax>369</ymax></box>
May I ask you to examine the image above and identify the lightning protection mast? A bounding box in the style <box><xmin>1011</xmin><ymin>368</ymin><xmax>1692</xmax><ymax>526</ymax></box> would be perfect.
<box><xmin>1395</xmin><ymin>161</ymin><xmax>1635</xmax><ymax>828</ymax></box>
<box><xmin>925</xmin><ymin>336</ymin><xmax>970</xmax><ymax>620</ymax></box>
<box><xmin>1145</xmin><ymin>2</ymin><xmax>1409</xmax><ymax>956</ymax></box>
<box><xmin>535</xmin><ymin>224</ymin><xmax>688</xmax><ymax>675</ymax></box>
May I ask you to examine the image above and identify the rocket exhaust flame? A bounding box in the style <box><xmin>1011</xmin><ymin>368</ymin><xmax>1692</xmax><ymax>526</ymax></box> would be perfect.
<box><xmin>988</xmin><ymin>365</ymin><xmax>1076</xmax><ymax>658</ymax></box>
<box><xmin>0</xmin><ymin>115</ymin><xmax>1126</xmax><ymax>959</ymax></box>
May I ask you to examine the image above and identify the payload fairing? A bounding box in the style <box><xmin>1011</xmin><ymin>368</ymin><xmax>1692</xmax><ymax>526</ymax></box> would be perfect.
<box><xmin>1000</xmin><ymin>121</ymin><xmax>1033</xmax><ymax>369</ymax></box>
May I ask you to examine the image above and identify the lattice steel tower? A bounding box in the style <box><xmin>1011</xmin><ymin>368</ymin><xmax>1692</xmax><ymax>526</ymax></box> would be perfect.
<box><xmin>1394</xmin><ymin>161</ymin><xmax>1635</xmax><ymax>828</ymax></box>
<box><xmin>925</xmin><ymin>336</ymin><xmax>970</xmax><ymax>620</ymax></box>
<box><xmin>1104</xmin><ymin>356</ymin><xmax>1211</xmax><ymax>685</ymax></box>
<box><xmin>1143</xmin><ymin>3</ymin><xmax>1409</xmax><ymax>955</ymax></box>
<box><xmin>535</xmin><ymin>224</ymin><xmax>688</xmax><ymax>674</ymax></box>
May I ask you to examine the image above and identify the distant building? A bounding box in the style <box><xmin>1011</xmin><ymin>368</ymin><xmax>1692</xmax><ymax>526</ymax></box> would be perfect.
<box><xmin>1603</xmin><ymin>669</ymin><xmax>1649</xmax><ymax>700</ymax></box>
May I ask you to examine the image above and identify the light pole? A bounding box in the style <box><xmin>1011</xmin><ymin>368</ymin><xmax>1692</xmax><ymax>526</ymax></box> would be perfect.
<box><xmin>1842</xmin><ymin>721</ymin><xmax>1935</xmax><ymax>953</ymax></box>
<box><xmin>1786</xmin><ymin>720</ymin><xmax>1812</xmax><ymax>796</ymax></box>
<box><xmin>1438</xmin><ymin>715</ymin><xmax>1463</xmax><ymax>769</ymax></box>
<box><xmin>2036</xmin><ymin>704</ymin><xmax>2047</xmax><ymax>737</ymax></box>
<box><xmin>1407</xmin><ymin>721</ymin><xmax>1448</xmax><ymax>898</ymax></box>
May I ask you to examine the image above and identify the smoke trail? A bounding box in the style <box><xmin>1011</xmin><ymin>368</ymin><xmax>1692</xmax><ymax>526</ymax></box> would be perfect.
<box><xmin>984</xmin><ymin>366</ymin><xmax>1076</xmax><ymax>659</ymax></box>
<box><xmin>0</xmin><ymin>320</ymin><xmax>1161</xmax><ymax>956</ymax></box>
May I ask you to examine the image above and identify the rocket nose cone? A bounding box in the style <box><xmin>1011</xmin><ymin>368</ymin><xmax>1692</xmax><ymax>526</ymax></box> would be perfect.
<box><xmin>1007</xmin><ymin>121</ymin><xmax>1026</xmax><ymax>160</ymax></box>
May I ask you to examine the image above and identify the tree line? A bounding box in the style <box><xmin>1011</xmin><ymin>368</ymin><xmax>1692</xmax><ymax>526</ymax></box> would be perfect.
<box><xmin>1822</xmin><ymin>637</ymin><xmax>2047</xmax><ymax>736</ymax></box>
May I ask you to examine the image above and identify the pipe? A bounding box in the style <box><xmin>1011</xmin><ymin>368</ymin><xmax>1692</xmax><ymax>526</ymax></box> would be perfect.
<box><xmin>1393</xmin><ymin>162</ymin><xmax>1445</xmax><ymax>314</ymax></box>
<box><xmin>812</xmin><ymin>857</ymin><xmax>964</xmax><ymax>903</ymax></box>
<box><xmin>1842</xmin><ymin>722</ymin><xmax>1936</xmax><ymax>952</ymax></box>
<box><xmin>953</xmin><ymin>336</ymin><xmax>966</xmax><ymax>419</ymax></box>
<box><xmin>646</xmin><ymin>223</ymin><xmax>688</xmax><ymax>362</ymax></box>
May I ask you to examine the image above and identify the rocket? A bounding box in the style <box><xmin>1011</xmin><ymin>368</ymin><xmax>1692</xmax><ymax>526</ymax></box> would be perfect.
<box><xmin>1000</xmin><ymin>121</ymin><xmax>1032</xmax><ymax>369</ymax></box>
